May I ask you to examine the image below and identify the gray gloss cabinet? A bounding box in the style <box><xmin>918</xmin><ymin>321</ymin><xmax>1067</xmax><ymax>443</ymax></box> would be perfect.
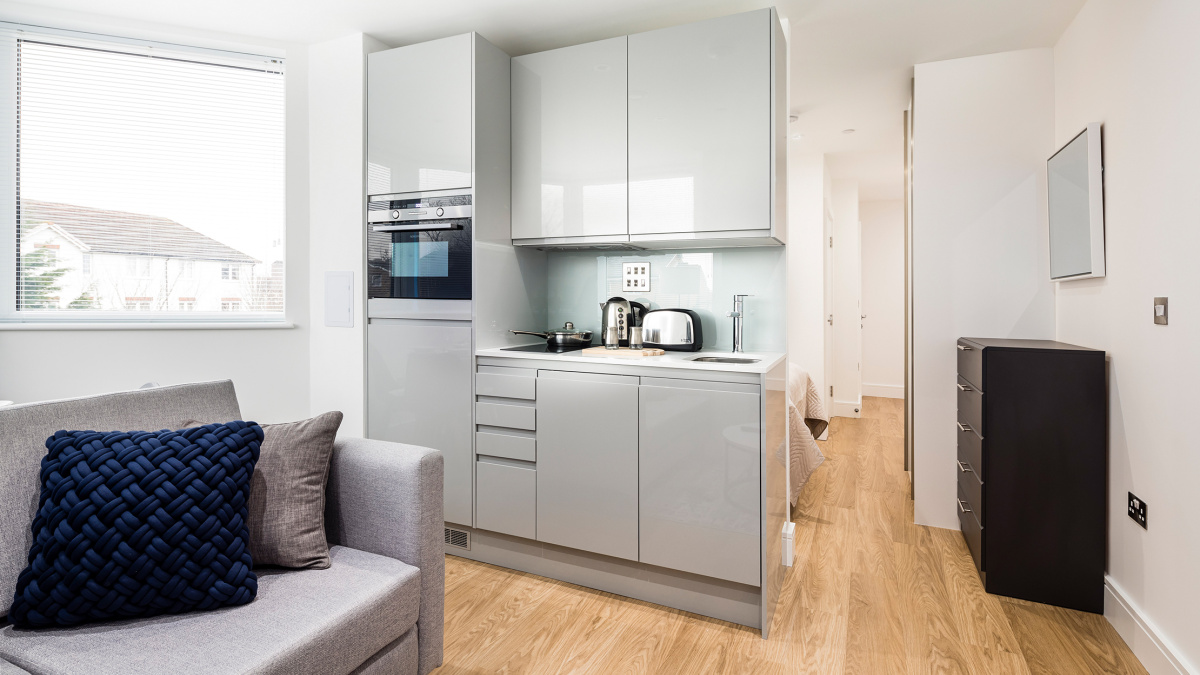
<box><xmin>476</xmin><ymin>459</ymin><xmax>537</xmax><ymax>540</ymax></box>
<box><xmin>512</xmin><ymin>37</ymin><xmax>628</xmax><ymax>242</ymax></box>
<box><xmin>535</xmin><ymin>370</ymin><xmax>640</xmax><ymax>561</ymax></box>
<box><xmin>638</xmin><ymin>378</ymin><xmax>761</xmax><ymax>585</ymax></box>
<box><xmin>368</xmin><ymin>319</ymin><xmax>473</xmax><ymax>526</ymax></box>
<box><xmin>367</xmin><ymin>34</ymin><xmax>472</xmax><ymax>195</ymax></box>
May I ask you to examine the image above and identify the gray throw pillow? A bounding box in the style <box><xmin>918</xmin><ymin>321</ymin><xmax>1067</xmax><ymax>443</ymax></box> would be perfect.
<box><xmin>183</xmin><ymin>411</ymin><xmax>343</xmax><ymax>569</ymax></box>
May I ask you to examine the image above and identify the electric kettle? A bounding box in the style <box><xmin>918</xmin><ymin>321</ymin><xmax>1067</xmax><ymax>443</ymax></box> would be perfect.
<box><xmin>599</xmin><ymin>296</ymin><xmax>648</xmax><ymax>348</ymax></box>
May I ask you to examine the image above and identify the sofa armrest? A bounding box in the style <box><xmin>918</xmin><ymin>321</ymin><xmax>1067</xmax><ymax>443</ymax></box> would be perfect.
<box><xmin>325</xmin><ymin>438</ymin><xmax>443</xmax><ymax>675</ymax></box>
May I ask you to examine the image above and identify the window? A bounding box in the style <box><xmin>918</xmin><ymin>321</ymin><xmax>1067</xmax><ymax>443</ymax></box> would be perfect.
<box><xmin>1</xmin><ymin>26</ymin><xmax>286</xmax><ymax>323</ymax></box>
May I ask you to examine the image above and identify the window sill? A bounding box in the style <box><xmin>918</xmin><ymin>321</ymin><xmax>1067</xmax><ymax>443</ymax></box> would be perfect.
<box><xmin>0</xmin><ymin>321</ymin><xmax>296</xmax><ymax>331</ymax></box>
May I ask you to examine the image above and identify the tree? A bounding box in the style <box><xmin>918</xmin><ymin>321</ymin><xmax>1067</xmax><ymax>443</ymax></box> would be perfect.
<box><xmin>19</xmin><ymin>247</ymin><xmax>99</xmax><ymax>310</ymax></box>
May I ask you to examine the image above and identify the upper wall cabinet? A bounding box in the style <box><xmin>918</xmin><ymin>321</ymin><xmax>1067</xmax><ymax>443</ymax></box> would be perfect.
<box><xmin>368</xmin><ymin>34</ymin><xmax>473</xmax><ymax>195</ymax></box>
<box><xmin>628</xmin><ymin>9</ymin><xmax>784</xmax><ymax>244</ymax></box>
<box><xmin>512</xmin><ymin>37</ymin><xmax>628</xmax><ymax>243</ymax></box>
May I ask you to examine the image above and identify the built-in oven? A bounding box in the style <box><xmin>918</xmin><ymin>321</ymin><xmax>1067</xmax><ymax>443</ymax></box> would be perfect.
<box><xmin>367</xmin><ymin>190</ymin><xmax>472</xmax><ymax>300</ymax></box>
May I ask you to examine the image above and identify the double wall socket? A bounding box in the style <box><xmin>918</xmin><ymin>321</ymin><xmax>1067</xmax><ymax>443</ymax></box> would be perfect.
<box><xmin>622</xmin><ymin>262</ymin><xmax>650</xmax><ymax>293</ymax></box>
<box><xmin>1128</xmin><ymin>492</ymin><xmax>1148</xmax><ymax>529</ymax></box>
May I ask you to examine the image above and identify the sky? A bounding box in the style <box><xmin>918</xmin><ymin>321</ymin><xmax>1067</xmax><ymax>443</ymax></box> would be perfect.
<box><xmin>18</xmin><ymin>37</ymin><xmax>285</xmax><ymax>265</ymax></box>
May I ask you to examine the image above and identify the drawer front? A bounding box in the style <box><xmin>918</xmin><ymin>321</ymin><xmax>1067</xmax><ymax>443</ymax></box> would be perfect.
<box><xmin>956</xmin><ymin>375</ymin><xmax>984</xmax><ymax>436</ymax></box>
<box><xmin>957</xmin><ymin>459</ymin><xmax>984</xmax><ymax>521</ymax></box>
<box><xmin>956</xmin><ymin>339</ymin><xmax>984</xmax><ymax>390</ymax></box>
<box><xmin>957</xmin><ymin>424</ymin><xmax>984</xmax><ymax>482</ymax></box>
<box><xmin>476</xmin><ymin>372</ymin><xmax>537</xmax><ymax>400</ymax></box>
<box><xmin>476</xmin><ymin>431</ymin><xmax>536</xmax><ymax>462</ymax></box>
<box><xmin>958</xmin><ymin>481</ymin><xmax>985</xmax><ymax>572</ymax></box>
<box><xmin>476</xmin><ymin>459</ymin><xmax>536</xmax><ymax>539</ymax></box>
<box><xmin>476</xmin><ymin>401</ymin><xmax>536</xmax><ymax>430</ymax></box>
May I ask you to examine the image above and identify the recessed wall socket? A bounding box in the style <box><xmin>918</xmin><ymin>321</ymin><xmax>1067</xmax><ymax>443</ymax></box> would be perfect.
<box><xmin>1128</xmin><ymin>492</ymin><xmax>1148</xmax><ymax>529</ymax></box>
<box><xmin>622</xmin><ymin>262</ymin><xmax>650</xmax><ymax>293</ymax></box>
<box><xmin>1153</xmin><ymin>297</ymin><xmax>1168</xmax><ymax>325</ymax></box>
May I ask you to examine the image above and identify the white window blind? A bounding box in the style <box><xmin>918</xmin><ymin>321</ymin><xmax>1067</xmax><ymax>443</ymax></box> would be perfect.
<box><xmin>0</xmin><ymin>25</ymin><xmax>285</xmax><ymax>321</ymax></box>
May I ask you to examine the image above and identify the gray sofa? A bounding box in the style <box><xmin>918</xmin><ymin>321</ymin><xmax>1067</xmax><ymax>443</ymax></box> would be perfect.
<box><xmin>0</xmin><ymin>381</ymin><xmax>444</xmax><ymax>675</ymax></box>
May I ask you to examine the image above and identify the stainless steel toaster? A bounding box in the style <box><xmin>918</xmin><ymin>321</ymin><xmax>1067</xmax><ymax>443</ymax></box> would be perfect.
<box><xmin>641</xmin><ymin>309</ymin><xmax>704</xmax><ymax>351</ymax></box>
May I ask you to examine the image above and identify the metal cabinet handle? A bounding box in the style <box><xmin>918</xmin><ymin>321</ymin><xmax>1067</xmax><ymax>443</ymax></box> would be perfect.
<box><xmin>958</xmin><ymin>499</ymin><xmax>972</xmax><ymax>513</ymax></box>
<box><xmin>956</xmin><ymin>383</ymin><xmax>972</xmax><ymax>392</ymax></box>
<box><xmin>957</xmin><ymin>344</ymin><xmax>973</xmax><ymax>351</ymax></box>
<box><xmin>957</xmin><ymin>461</ymin><xmax>974</xmax><ymax>474</ymax></box>
<box><xmin>957</xmin><ymin>422</ymin><xmax>972</xmax><ymax>432</ymax></box>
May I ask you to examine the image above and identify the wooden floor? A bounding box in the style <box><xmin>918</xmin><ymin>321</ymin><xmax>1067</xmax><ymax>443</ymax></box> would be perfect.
<box><xmin>435</xmin><ymin>397</ymin><xmax>1146</xmax><ymax>674</ymax></box>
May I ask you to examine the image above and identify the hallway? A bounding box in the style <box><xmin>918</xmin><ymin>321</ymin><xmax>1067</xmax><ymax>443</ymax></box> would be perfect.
<box><xmin>436</xmin><ymin>397</ymin><xmax>1145</xmax><ymax>674</ymax></box>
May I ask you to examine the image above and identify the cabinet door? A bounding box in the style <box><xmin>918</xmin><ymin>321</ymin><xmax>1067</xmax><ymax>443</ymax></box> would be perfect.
<box><xmin>536</xmin><ymin>370</ymin><xmax>639</xmax><ymax>560</ymax></box>
<box><xmin>512</xmin><ymin>37</ymin><xmax>627</xmax><ymax>240</ymax></box>
<box><xmin>368</xmin><ymin>34</ymin><xmax>472</xmax><ymax>195</ymax></box>
<box><xmin>628</xmin><ymin>9</ymin><xmax>771</xmax><ymax>236</ymax></box>
<box><xmin>639</xmin><ymin>378</ymin><xmax>760</xmax><ymax>585</ymax></box>
<box><xmin>367</xmin><ymin>319</ymin><xmax>473</xmax><ymax>526</ymax></box>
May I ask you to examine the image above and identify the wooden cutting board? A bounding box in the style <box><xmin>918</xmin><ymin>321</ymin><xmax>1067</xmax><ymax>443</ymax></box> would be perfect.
<box><xmin>581</xmin><ymin>346</ymin><xmax>666</xmax><ymax>358</ymax></box>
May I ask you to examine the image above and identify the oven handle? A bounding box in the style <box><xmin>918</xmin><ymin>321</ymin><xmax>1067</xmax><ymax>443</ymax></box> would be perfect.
<box><xmin>371</xmin><ymin>222</ymin><xmax>458</xmax><ymax>232</ymax></box>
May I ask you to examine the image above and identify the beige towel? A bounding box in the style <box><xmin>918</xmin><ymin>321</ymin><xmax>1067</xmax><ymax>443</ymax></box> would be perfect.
<box><xmin>788</xmin><ymin>366</ymin><xmax>828</xmax><ymax>506</ymax></box>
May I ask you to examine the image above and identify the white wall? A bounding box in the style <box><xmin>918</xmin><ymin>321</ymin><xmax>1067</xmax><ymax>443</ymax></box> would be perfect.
<box><xmin>306</xmin><ymin>33</ymin><xmax>387</xmax><ymax>437</ymax></box>
<box><xmin>1055</xmin><ymin>1</ymin><xmax>1200</xmax><ymax>671</ymax></box>
<box><xmin>0</xmin><ymin>7</ymin><xmax>311</xmax><ymax>425</ymax></box>
<box><xmin>912</xmin><ymin>49</ymin><xmax>1056</xmax><ymax>529</ymax></box>
<box><xmin>831</xmin><ymin>179</ymin><xmax>861</xmax><ymax>417</ymax></box>
<box><xmin>786</xmin><ymin>152</ymin><xmax>826</xmax><ymax>396</ymax></box>
<box><xmin>860</xmin><ymin>199</ymin><xmax>905</xmax><ymax>398</ymax></box>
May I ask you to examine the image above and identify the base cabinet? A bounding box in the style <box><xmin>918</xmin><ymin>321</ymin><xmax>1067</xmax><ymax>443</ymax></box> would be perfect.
<box><xmin>638</xmin><ymin>378</ymin><xmax>761</xmax><ymax>585</ymax></box>
<box><xmin>535</xmin><ymin>370</ymin><xmax>640</xmax><ymax>561</ymax></box>
<box><xmin>476</xmin><ymin>459</ymin><xmax>537</xmax><ymax>540</ymax></box>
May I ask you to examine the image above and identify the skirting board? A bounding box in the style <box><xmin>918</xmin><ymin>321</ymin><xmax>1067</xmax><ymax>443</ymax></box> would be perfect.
<box><xmin>1105</xmin><ymin>576</ymin><xmax>1196</xmax><ymax>675</ymax></box>
<box><xmin>862</xmin><ymin>383</ymin><xmax>904</xmax><ymax>399</ymax></box>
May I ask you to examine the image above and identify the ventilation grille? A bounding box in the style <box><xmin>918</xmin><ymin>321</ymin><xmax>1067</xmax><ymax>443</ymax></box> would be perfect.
<box><xmin>444</xmin><ymin>526</ymin><xmax>471</xmax><ymax>550</ymax></box>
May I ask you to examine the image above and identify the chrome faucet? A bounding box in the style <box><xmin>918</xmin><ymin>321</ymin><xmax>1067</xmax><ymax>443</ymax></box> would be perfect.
<box><xmin>727</xmin><ymin>294</ymin><xmax>751</xmax><ymax>353</ymax></box>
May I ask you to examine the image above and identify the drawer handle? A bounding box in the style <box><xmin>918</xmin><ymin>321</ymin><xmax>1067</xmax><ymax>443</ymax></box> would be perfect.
<box><xmin>957</xmin><ymin>344</ymin><xmax>973</xmax><ymax>351</ymax></box>
<box><xmin>958</xmin><ymin>499</ymin><xmax>972</xmax><ymax>514</ymax></box>
<box><xmin>956</xmin><ymin>383</ymin><xmax>972</xmax><ymax>392</ymax></box>
<box><xmin>957</xmin><ymin>422</ymin><xmax>972</xmax><ymax>432</ymax></box>
<box><xmin>957</xmin><ymin>461</ymin><xmax>974</xmax><ymax>474</ymax></box>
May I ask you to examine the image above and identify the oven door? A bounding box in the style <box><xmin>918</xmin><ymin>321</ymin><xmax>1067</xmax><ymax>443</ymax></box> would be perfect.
<box><xmin>367</xmin><ymin>193</ymin><xmax>472</xmax><ymax>300</ymax></box>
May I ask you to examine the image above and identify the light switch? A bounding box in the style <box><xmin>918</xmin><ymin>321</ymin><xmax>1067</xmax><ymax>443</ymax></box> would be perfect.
<box><xmin>1153</xmin><ymin>297</ymin><xmax>1168</xmax><ymax>325</ymax></box>
<box><xmin>324</xmin><ymin>271</ymin><xmax>354</xmax><ymax>328</ymax></box>
<box><xmin>622</xmin><ymin>262</ymin><xmax>651</xmax><ymax>293</ymax></box>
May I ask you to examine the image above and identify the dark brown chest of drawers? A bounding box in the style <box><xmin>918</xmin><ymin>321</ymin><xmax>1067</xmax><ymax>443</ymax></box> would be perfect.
<box><xmin>956</xmin><ymin>337</ymin><xmax>1107</xmax><ymax>613</ymax></box>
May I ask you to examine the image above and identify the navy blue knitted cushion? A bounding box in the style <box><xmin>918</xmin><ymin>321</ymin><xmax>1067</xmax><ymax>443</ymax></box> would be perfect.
<box><xmin>9</xmin><ymin>421</ymin><xmax>263</xmax><ymax>628</ymax></box>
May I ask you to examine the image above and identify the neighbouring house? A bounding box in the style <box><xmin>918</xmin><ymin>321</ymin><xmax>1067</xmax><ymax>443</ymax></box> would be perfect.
<box><xmin>18</xmin><ymin>200</ymin><xmax>282</xmax><ymax>313</ymax></box>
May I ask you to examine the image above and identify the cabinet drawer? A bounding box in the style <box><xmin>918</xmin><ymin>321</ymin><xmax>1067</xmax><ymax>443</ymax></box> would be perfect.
<box><xmin>476</xmin><ymin>459</ymin><xmax>536</xmax><ymax>540</ymax></box>
<box><xmin>476</xmin><ymin>372</ymin><xmax>537</xmax><ymax>400</ymax></box>
<box><xmin>958</xmin><ymin>481</ymin><xmax>985</xmax><ymax>573</ymax></box>
<box><xmin>957</xmin><ymin>339</ymin><xmax>984</xmax><ymax>390</ymax></box>
<box><xmin>476</xmin><ymin>401</ymin><xmax>536</xmax><ymax>430</ymax></box>
<box><xmin>957</xmin><ymin>424</ymin><xmax>984</xmax><ymax>482</ymax></box>
<box><xmin>476</xmin><ymin>431</ymin><xmax>536</xmax><ymax>462</ymax></box>
<box><xmin>957</xmin><ymin>459</ymin><xmax>984</xmax><ymax>522</ymax></box>
<box><xmin>956</xmin><ymin>375</ymin><xmax>984</xmax><ymax>437</ymax></box>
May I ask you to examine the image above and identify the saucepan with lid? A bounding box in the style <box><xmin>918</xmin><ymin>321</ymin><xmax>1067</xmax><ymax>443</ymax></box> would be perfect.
<box><xmin>510</xmin><ymin>322</ymin><xmax>593</xmax><ymax>350</ymax></box>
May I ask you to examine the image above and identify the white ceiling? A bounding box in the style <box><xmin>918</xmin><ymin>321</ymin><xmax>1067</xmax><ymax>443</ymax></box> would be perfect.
<box><xmin>5</xmin><ymin>0</ymin><xmax>1087</xmax><ymax>202</ymax></box>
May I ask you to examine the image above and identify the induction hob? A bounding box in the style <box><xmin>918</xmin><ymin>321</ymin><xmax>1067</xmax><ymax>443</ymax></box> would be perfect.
<box><xmin>501</xmin><ymin>343</ymin><xmax>590</xmax><ymax>354</ymax></box>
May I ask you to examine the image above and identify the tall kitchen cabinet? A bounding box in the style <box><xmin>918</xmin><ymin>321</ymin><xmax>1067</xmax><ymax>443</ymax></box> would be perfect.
<box><xmin>510</xmin><ymin>8</ymin><xmax>786</xmax><ymax>248</ymax></box>
<box><xmin>368</xmin><ymin>34</ymin><xmax>473</xmax><ymax>195</ymax></box>
<box><xmin>511</xmin><ymin>38</ymin><xmax>628</xmax><ymax>244</ymax></box>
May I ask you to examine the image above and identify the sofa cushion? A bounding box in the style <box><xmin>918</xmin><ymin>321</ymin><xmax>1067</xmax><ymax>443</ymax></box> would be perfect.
<box><xmin>0</xmin><ymin>546</ymin><xmax>420</xmax><ymax>675</ymax></box>
<box><xmin>1</xmin><ymin>381</ymin><xmax>242</xmax><ymax>619</ymax></box>
<box><xmin>9</xmin><ymin>422</ymin><xmax>263</xmax><ymax>628</ymax></box>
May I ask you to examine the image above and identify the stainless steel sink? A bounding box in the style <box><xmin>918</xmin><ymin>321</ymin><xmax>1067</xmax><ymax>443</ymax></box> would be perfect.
<box><xmin>690</xmin><ymin>356</ymin><xmax>761</xmax><ymax>364</ymax></box>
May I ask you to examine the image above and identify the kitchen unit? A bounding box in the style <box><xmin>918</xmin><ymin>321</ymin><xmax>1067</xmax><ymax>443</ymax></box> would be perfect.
<box><xmin>511</xmin><ymin>8</ymin><xmax>787</xmax><ymax>249</ymax></box>
<box><xmin>457</xmin><ymin>348</ymin><xmax>789</xmax><ymax>635</ymax></box>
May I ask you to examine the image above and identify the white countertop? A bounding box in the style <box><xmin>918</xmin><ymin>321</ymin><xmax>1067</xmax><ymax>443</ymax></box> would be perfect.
<box><xmin>476</xmin><ymin>345</ymin><xmax>786</xmax><ymax>375</ymax></box>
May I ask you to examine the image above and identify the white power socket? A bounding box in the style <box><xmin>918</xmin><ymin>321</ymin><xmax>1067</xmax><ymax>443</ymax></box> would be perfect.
<box><xmin>622</xmin><ymin>262</ymin><xmax>650</xmax><ymax>293</ymax></box>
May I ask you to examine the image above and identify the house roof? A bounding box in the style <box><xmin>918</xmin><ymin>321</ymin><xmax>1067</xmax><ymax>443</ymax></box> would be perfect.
<box><xmin>22</xmin><ymin>200</ymin><xmax>258</xmax><ymax>264</ymax></box>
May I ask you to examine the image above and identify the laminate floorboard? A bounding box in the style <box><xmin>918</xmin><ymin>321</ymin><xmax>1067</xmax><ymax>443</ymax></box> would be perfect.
<box><xmin>434</xmin><ymin>396</ymin><xmax>1145</xmax><ymax>674</ymax></box>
